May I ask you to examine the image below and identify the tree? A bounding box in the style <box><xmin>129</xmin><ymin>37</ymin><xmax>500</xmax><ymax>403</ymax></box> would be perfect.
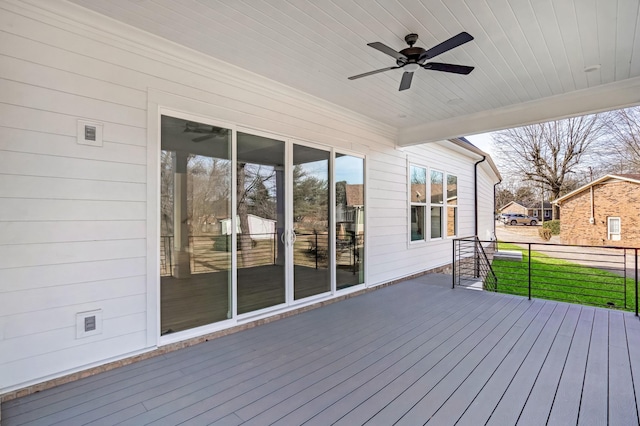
<box><xmin>493</xmin><ymin>114</ymin><xmax>606</xmax><ymax>218</ymax></box>
<box><xmin>604</xmin><ymin>106</ymin><xmax>640</xmax><ymax>172</ymax></box>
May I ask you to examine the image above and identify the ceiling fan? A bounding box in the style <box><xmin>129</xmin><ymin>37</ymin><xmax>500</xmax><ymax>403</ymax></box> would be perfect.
<box><xmin>184</xmin><ymin>121</ymin><xmax>229</xmax><ymax>142</ymax></box>
<box><xmin>348</xmin><ymin>32</ymin><xmax>475</xmax><ymax>91</ymax></box>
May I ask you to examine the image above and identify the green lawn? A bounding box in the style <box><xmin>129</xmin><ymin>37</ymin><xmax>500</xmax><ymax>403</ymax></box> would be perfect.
<box><xmin>490</xmin><ymin>242</ymin><xmax>636</xmax><ymax>312</ymax></box>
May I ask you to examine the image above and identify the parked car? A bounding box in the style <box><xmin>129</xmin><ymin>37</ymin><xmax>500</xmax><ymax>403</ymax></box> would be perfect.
<box><xmin>503</xmin><ymin>213</ymin><xmax>538</xmax><ymax>226</ymax></box>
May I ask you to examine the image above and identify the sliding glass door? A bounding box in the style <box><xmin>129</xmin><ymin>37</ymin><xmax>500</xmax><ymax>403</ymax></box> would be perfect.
<box><xmin>335</xmin><ymin>154</ymin><xmax>365</xmax><ymax>289</ymax></box>
<box><xmin>292</xmin><ymin>144</ymin><xmax>331</xmax><ymax>299</ymax></box>
<box><xmin>159</xmin><ymin>115</ymin><xmax>366</xmax><ymax>335</ymax></box>
<box><xmin>159</xmin><ymin>115</ymin><xmax>232</xmax><ymax>334</ymax></box>
<box><xmin>236</xmin><ymin>132</ymin><xmax>286</xmax><ymax>314</ymax></box>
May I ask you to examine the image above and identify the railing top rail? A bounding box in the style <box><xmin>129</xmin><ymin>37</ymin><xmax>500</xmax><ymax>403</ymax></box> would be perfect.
<box><xmin>453</xmin><ymin>237</ymin><xmax>640</xmax><ymax>251</ymax></box>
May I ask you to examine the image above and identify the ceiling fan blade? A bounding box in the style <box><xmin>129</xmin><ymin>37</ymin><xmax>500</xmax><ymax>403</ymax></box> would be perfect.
<box><xmin>424</xmin><ymin>32</ymin><xmax>474</xmax><ymax>59</ymax></box>
<box><xmin>348</xmin><ymin>66</ymin><xmax>400</xmax><ymax>80</ymax></box>
<box><xmin>399</xmin><ymin>72</ymin><xmax>414</xmax><ymax>91</ymax></box>
<box><xmin>367</xmin><ymin>42</ymin><xmax>408</xmax><ymax>61</ymax></box>
<box><xmin>192</xmin><ymin>134</ymin><xmax>215</xmax><ymax>143</ymax></box>
<box><xmin>423</xmin><ymin>62</ymin><xmax>474</xmax><ymax>75</ymax></box>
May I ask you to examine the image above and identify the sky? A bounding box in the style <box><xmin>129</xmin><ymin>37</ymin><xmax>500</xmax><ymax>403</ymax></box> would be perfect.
<box><xmin>465</xmin><ymin>132</ymin><xmax>495</xmax><ymax>156</ymax></box>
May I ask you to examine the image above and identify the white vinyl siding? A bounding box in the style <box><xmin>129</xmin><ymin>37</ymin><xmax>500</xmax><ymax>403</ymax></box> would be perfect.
<box><xmin>0</xmin><ymin>0</ymin><xmax>500</xmax><ymax>393</ymax></box>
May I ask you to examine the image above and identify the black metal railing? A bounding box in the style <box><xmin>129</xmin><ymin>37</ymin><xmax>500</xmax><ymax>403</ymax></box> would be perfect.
<box><xmin>161</xmin><ymin>233</ymin><xmax>278</xmax><ymax>275</ymax></box>
<box><xmin>453</xmin><ymin>236</ymin><xmax>498</xmax><ymax>291</ymax></box>
<box><xmin>453</xmin><ymin>237</ymin><xmax>639</xmax><ymax>315</ymax></box>
<box><xmin>161</xmin><ymin>232</ymin><xmax>363</xmax><ymax>276</ymax></box>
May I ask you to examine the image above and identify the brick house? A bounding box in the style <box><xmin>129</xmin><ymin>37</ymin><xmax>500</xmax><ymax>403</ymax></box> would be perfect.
<box><xmin>553</xmin><ymin>174</ymin><xmax>640</xmax><ymax>247</ymax></box>
<box><xmin>500</xmin><ymin>200</ymin><xmax>553</xmax><ymax>220</ymax></box>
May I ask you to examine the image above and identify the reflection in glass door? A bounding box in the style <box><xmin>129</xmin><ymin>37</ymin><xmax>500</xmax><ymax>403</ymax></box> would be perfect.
<box><xmin>159</xmin><ymin>115</ymin><xmax>231</xmax><ymax>334</ymax></box>
<box><xmin>335</xmin><ymin>154</ymin><xmax>365</xmax><ymax>289</ymax></box>
<box><xmin>292</xmin><ymin>144</ymin><xmax>331</xmax><ymax>299</ymax></box>
<box><xmin>236</xmin><ymin>132</ymin><xmax>286</xmax><ymax>314</ymax></box>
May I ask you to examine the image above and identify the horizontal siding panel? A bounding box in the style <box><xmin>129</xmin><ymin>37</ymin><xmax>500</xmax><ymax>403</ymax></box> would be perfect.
<box><xmin>0</xmin><ymin>275</ymin><xmax>146</xmax><ymax>316</ymax></box>
<box><xmin>0</xmin><ymin>239</ymin><xmax>146</xmax><ymax>269</ymax></box>
<box><xmin>0</xmin><ymin>151</ymin><xmax>146</xmax><ymax>182</ymax></box>
<box><xmin>0</xmin><ymin>103</ymin><xmax>146</xmax><ymax>146</ymax></box>
<box><xmin>0</xmin><ymin>79</ymin><xmax>145</xmax><ymax>128</ymax></box>
<box><xmin>0</xmin><ymin>127</ymin><xmax>146</xmax><ymax>164</ymax></box>
<box><xmin>0</xmin><ymin>220</ymin><xmax>146</xmax><ymax>245</ymax></box>
<box><xmin>0</xmin><ymin>13</ymin><xmax>394</xmax><ymax>147</ymax></box>
<box><xmin>0</xmin><ymin>199</ymin><xmax>146</xmax><ymax>222</ymax></box>
<box><xmin>0</xmin><ymin>257</ymin><xmax>146</xmax><ymax>292</ymax></box>
<box><xmin>368</xmin><ymin>233</ymin><xmax>407</xmax><ymax>246</ymax></box>
<box><xmin>0</xmin><ymin>331</ymin><xmax>148</xmax><ymax>389</ymax></box>
<box><xmin>3</xmin><ymin>294</ymin><xmax>146</xmax><ymax>339</ymax></box>
<box><xmin>0</xmin><ymin>54</ymin><xmax>147</xmax><ymax>110</ymax></box>
<box><xmin>365</xmin><ymin>179</ymin><xmax>406</xmax><ymax>193</ymax></box>
<box><xmin>368</xmin><ymin>190</ymin><xmax>407</xmax><ymax>203</ymax></box>
<box><xmin>367</xmin><ymin>169</ymin><xmax>408</xmax><ymax>185</ymax></box>
<box><xmin>0</xmin><ymin>175</ymin><xmax>146</xmax><ymax>201</ymax></box>
<box><xmin>0</xmin><ymin>313</ymin><xmax>147</xmax><ymax>364</ymax></box>
<box><xmin>366</xmin><ymin>224</ymin><xmax>406</xmax><ymax>237</ymax></box>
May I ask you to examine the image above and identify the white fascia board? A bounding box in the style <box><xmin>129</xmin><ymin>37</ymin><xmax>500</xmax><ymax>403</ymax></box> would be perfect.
<box><xmin>398</xmin><ymin>76</ymin><xmax>640</xmax><ymax>146</ymax></box>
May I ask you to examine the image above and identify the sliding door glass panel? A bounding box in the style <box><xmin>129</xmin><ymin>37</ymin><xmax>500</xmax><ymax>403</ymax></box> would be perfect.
<box><xmin>237</xmin><ymin>132</ymin><xmax>286</xmax><ymax>314</ymax></box>
<box><xmin>293</xmin><ymin>145</ymin><xmax>331</xmax><ymax>299</ymax></box>
<box><xmin>335</xmin><ymin>154</ymin><xmax>365</xmax><ymax>289</ymax></box>
<box><xmin>160</xmin><ymin>115</ymin><xmax>231</xmax><ymax>334</ymax></box>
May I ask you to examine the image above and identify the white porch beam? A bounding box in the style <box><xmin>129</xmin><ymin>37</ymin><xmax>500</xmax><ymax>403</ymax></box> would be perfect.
<box><xmin>398</xmin><ymin>76</ymin><xmax>640</xmax><ymax>147</ymax></box>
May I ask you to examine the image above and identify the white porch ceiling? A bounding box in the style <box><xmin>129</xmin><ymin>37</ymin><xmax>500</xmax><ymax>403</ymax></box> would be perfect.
<box><xmin>68</xmin><ymin>0</ymin><xmax>640</xmax><ymax>145</ymax></box>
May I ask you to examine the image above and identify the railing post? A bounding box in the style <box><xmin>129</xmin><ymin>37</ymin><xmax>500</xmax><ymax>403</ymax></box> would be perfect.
<box><xmin>624</xmin><ymin>249</ymin><xmax>627</xmax><ymax>310</ymax></box>
<box><xmin>528</xmin><ymin>243</ymin><xmax>532</xmax><ymax>300</ymax></box>
<box><xmin>452</xmin><ymin>239</ymin><xmax>456</xmax><ymax>289</ymax></box>
<box><xmin>315</xmin><ymin>232</ymin><xmax>318</xmax><ymax>269</ymax></box>
<box><xmin>634</xmin><ymin>248</ymin><xmax>638</xmax><ymax>316</ymax></box>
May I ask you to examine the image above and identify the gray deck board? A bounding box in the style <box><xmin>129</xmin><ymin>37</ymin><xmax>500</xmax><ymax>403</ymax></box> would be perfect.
<box><xmin>515</xmin><ymin>304</ymin><xmax>582</xmax><ymax>426</ymax></box>
<box><xmin>546</xmin><ymin>306</ymin><xmax>596</xmax><ymax>426</ymax></box>
<box><xmin>484</xmin><ymin>303</ymin><xmax>570</xmax><ymax>425</ymax></box>
<box><xmin>579</xmin><ymin>309</ymin><xmax>609</xmax><ymax>425</ymax></box>
<box><xmin>2</xmin><ymin>273</ymin><xmax>639</xmax><ymax>426</ymax></box>
<box><xmin>455</xmin><ymin>301</ymin><xmax>558</xmax><ymax>426</ymax></box>
<box><xmin>421</xmin><ymin>299</ymin><xmax>546</xmax><ymax>426</ymax></box>
<box><xmin>608</xmin><ymin>311</ymin><xmax>639</xmax><ymax>425</ymax></box>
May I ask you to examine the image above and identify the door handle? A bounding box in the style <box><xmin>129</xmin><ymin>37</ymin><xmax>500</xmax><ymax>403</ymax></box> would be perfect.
<box><xmin>291</xmin><ymin>230</ymin><xmax>297</xmax><ymax>245</ymax></box>
<box><xmin>281</xmin><ymin>231</ymin><xmax>286</xmax><ymax>246</ymax></box>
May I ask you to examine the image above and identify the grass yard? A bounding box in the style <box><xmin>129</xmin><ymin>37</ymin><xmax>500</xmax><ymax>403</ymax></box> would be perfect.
<box><xmin>491</xmin><ymin>242</ymin><xmax>637</xmax><ymax>312</ymax></box>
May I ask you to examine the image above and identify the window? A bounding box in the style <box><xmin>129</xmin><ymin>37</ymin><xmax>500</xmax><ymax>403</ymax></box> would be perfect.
<box><xmin>410</xmin><ymin>166</ymin><xmax>457</xmax><ymax>241</ymax></box>
<box><xmin>446</xmin><ymin>174</ymin><xmax>457</xmax><ymax>237</ymax></box>
<box><xmin>430</xmin><ymin>170</ymin><xmax>443</xmax><ymax>239</ymax></box>
<box><xmin>608</xmin><ymin>217</ymin><xmax>621</xmax><ymax>241</ymax></box>
<box><xmin>410</xmin><ymin>165</ymin><xmax>427</xmax><ymax>241</ymax></box>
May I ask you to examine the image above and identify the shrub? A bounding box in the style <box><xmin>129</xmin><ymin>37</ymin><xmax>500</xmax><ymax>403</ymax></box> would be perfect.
<box><xmin>539</xmin><ymin>228</ymin><xmax>552</xmax><ymax>241</ymax></box>
<box><xmin>542</xmin><ymin>220</ymin><xmax>560</xmax><ymax>235</ymax></box>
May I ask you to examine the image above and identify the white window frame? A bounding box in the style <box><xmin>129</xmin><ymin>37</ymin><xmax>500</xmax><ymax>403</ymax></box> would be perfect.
<box><xmin>409</xmin><ymin>164</ymin><xmax>428</xmax><ymax>243</ymax></box>
<box><xmin>446</xmin><ymin>173</ymin><xmax>458</xmax><ymax>238</ymax></box>
<box><xmin>608</xmin><ymin>217</ymin><xmax>621</xmax><ymax>241</ymax></box>
<box><xmin>430</xmin><ymin>169</ymin><xmax>444</xmax><ymax>240</ymax></box>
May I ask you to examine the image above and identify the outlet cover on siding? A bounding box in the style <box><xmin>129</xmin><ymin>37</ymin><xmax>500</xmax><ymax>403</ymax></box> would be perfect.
<box><xmin>76</xmin><ymin>309</ymin><xmax>103</xmax><ymax>338</ymax></box>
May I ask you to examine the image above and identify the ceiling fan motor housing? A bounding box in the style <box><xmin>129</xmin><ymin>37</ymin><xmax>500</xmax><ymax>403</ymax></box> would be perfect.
<box><xmin>396</xmin><ymin>46</ymin><xmax>427</xmax><ymax>67</ymax></box>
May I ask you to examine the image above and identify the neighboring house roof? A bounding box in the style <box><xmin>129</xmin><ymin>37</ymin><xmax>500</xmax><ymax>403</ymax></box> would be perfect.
<box><xmin>499</xmin><ymin>200</ymin><xmax>553</xmax><ymax>211</ymax></box>
<box><xmin>345</xmin><ymin>184</ymin><xmax>364</xmax><ymax>206</ymax></box>
<box><xmin>553</xmin><ymin>174</ymin><xmax>640</xmax><ymax>204</ymax></box>
<box><xmin>499</xmin><ymin>201</ymin><xmax>526</xmax><ymax>211</ymax></box>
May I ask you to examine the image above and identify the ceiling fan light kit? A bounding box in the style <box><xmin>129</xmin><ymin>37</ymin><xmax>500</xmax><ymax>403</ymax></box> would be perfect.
<box><xmin>349</xmin><ymin>32</ymin><xmax>475</xmax><ymax>91</ymax></box>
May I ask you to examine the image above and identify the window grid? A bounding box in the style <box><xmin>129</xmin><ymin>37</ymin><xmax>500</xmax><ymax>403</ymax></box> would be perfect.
<box><xmin>409</xmin><ymin>164</ymin><xmax>457</xmax><ymax>242</ymax></box>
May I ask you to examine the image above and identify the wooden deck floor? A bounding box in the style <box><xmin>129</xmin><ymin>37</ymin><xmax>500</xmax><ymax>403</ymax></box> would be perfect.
<box><xmin>3</xmin><ymin>273</ymin><xmax>640</xmax><ymax>425</ymax></box>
